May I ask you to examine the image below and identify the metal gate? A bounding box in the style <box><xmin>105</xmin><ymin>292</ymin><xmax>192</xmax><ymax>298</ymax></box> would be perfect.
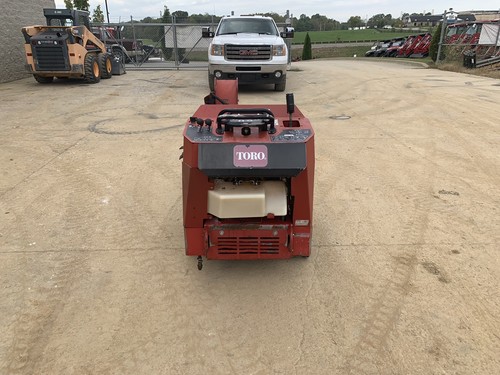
<box><xmin>93</xmin><ymin>18</ymin><xmax>292</xmax><ymax>70</ymax></box>
<box><xmin>94</xmin><ymin>17</ymin><xmax>214</xmax><ymax>70</ymax></box>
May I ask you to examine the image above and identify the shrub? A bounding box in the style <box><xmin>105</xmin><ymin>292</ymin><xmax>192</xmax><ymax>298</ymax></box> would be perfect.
<box><xmin>302</xmin><ymin>33</ymin><xmax>313</xmax><ymax>60</ymax></box>
<box><xmin>429</xmin><ymin>23</ymin><xmax>442</xmax><ymax>62</ymax></box>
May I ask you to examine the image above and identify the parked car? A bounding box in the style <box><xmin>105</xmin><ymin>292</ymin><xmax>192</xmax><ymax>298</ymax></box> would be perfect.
<box><xmin>365</xmin><ymin>40</ymin><xmax>390</xmax><ymax>57</ymax></box>
<box><xmin>383</xmin><ymin>38</ymin><xmax>406</xmax><ymax>57</ymax></box>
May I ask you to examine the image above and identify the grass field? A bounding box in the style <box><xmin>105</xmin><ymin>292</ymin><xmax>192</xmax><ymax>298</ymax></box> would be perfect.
<box><xmin>292</xmin><ymin>29</ymin><xmax>428</xmax><ymax>44</ymax></box>
<box><xmin>291</xmin><ymin>46</ymin><xmax>370</xmax><ymax>60</ymax></box>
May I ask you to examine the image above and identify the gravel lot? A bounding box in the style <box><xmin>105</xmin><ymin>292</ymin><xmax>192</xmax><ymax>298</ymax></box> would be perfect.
<box><xmin>1</xmin><ymin>59</ymin><xmax>499</xmax><ymax>374</ymax></box>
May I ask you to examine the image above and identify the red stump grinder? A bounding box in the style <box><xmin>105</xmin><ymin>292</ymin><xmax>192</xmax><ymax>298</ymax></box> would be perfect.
<box><xmin>182</xmin><ymin>80</ymin><xmax>314</xmax><ymax>269</ymax></box>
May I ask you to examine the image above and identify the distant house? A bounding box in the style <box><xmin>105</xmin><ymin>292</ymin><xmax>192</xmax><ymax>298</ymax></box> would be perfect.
<box><xmin>403</xmin><ymin>15</ymin><xmax>442</xmax><ymax>28</ymax></box>
<box><xmin>460</xmin><ymin>10</ymin><xmax>499</xmax><ymax>21</ymax></box>
<box><xmin>457</xmin><ymin>13</ymin><xmax>477</xmax><ymax>22</ymax></box>
<box><xmin>403</xmin><ymin>13</ymin><xmax>480</xmax><ymax>28</ymax></box>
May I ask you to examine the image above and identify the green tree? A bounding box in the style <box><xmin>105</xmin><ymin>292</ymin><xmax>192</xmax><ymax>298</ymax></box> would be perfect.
<box><xmin>367</xmin><ymin>14</ymin><xmax>396</xmax><ymax>28</ymax></box>
<box><xmin>302</xmin><ymin>32</ymin><xmax>312</xmax><ymax>60</ymax></box>
<box><xmin>64</xmin><ymin>0</ymin><xmax>90</xmax><ymax>11</ymax></box>
<box><xmin>75</xmin><ymin>0</ymin><xmax>90</xmax><ymax>11</ymax></box>
<box><xmin>140</xmin><ymin>17</ymin><xmax>158</xmax><ymax>23</ymax></box>
<box><xmin>314</xmin><ymin>15</ymin><xmax>340</xmax><ymax>31</ymax></box>
<box><xmin>368</xmin><ymin>13</ymin><xmax>385</xmax><ymax>28</ymax></box>
<box><xmin>347</xmin><ymin>16</ymin><xmax>363</xmax><ymax>29</ymax></box>
<box><xmin>393</xmin><ymin>17</ymin><xmax>404</xmax><ymax>28</ymax></box>
<box><xmin>172</xmin><ymin>10</ymin><xmax>189</xmax><ymax>21</ymax></box>
<box><xmin>253</xmin><ymin>12</ymin><xmax>285</xmax><ymax>23</ymax></box>
<box><xmin>311</xmin><ymin>14</ymin><xmax>329</xmax><ymax>31</ymax></box>
<box><xmin>190</xmin><ymin>13</ymin><xmax>218</xmax><ymax>24</ymax></box>
<box><xmin>92</xmin><ymin>5</ymin><xmax>104</xmax><ymax>23</ymax></box>
<box><xmin>429</xmin><ymin>22</ymin><xmax>442</xmax><ymax>62</ymax></box>
<box><xmin>159</xmin><ymin>6</ymin><xmax>173</xmax><ymax>60</ymax></box>
<box><xmin>295</xmin><ymin>14</ymin><xmax>313</xmax><ymax>32</ymax></box>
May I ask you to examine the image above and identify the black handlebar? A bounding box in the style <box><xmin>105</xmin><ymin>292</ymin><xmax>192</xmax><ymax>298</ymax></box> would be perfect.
<box><xmin>216</xmin><ymin>108</ymin><xmax>276</xmax><ymax>134</ymax></box>
<box><xmin>286</xmin><ymin>93</ymin><xmax>295</xmax><ymax>114</ymax></box>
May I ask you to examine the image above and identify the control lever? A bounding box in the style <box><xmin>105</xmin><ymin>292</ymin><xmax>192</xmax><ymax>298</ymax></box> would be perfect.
<box><xmin>196</xmin><ymin>118</ymin><xmax>204</xmax><ymax>133</ymax></box>
<box><xmin>286</xmin><ymin>93</ymin><xmax>294</xmax><ymax>125</ymax></box>
<box><xmin>205</xmin><ymin>118</ymin><xmax>212</xmax><ymax>132</ymax></box>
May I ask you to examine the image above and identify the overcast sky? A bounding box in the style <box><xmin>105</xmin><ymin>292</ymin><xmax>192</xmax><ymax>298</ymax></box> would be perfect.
<box><xmin>54</xmin><ymin>1</ymin><xmax>500</xmax><ymax>22</ymax></box>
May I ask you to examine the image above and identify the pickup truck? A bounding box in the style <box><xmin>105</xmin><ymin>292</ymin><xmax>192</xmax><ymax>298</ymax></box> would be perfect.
<box><xmin>203</xmin><ymin>16</ymin><xmax>294</xmax><ymax>91</ymax></box>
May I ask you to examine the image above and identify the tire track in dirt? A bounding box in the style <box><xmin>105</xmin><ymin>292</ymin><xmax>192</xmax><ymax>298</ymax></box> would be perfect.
<box><xmin>2</xmin><ymin>253</ymin><xmax>88</xmax><ymax>374</ymax></box>
<box><xmin>341</xmin><ymin>122</ymin><xmax>439</xmax><ymax>374</ymax></box>
<box><xmin>455</xmin><ymin>262</ymin><xmax>500</xmax><ymax>343</ymax></box>
<box><xmin>1</xmin><ymin>155</ymin><xmax>103</xmax><ymax>372</ymax></box>
<box><xmin>94</xmin><ymin>188</ymin><xmax>242</xmax><ymax>374</ymax></box>
<box><xmin>1</xmin><ymin>141</ymin><xmax>162</xmax><ymax>371</ymax></box>
<box><xmin>94</xmin><ymin>190</ymin><xmax>192</xmax><ymax>374</ymax></box>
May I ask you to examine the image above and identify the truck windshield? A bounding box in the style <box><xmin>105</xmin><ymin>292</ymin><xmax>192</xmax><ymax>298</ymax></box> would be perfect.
<box><xmin>217</xmin><ymin>19</ymin><xmax>278</xmax><ymax>36</ymax></box>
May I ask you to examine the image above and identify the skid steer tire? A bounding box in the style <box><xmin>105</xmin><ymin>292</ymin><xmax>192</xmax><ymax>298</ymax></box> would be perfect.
<box><xmin>84</xmin><ymin>53</ymin><xmax>101</xmax><ymax>84</ymax></box>
<box><xmin>98</xmin><ymin>53</ymin><xmax>113</xmax><ymax>79</ymax></box>
<box><xmin>34</xmin><ymin>75</ymin><xmax>54</xmax><ymax>84</ymax></box>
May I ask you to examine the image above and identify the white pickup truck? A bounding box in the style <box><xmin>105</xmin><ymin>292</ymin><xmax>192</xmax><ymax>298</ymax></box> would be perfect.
<box><xmin>203</xmin><ymin>16</ymin><xmax>294</xmax><ymax>91</ymax></box>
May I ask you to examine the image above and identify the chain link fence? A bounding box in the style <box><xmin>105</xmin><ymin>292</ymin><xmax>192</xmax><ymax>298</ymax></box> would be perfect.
<box><xmin>93</xmin><ymin>18</ymin><xmax>292</xmax><ymax>70</ymax></box>
<box><xmin>438</xmin><ymin>21</ymin><xmax>500</xmax><ymax>68</ymax></box>
<box><xmin>94</xmin><ymin>17</ymin><xmax>216</xmax><ymax>69</ymax></box>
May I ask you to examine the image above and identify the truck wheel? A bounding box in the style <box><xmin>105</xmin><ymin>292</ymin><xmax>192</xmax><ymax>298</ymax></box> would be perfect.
<box><xmin>208</xmin><ymin>72</ymin><xmax>215</xmax><ymax>91</ymax></box>
<box><xmin>112</xmin><ymin>48</ymin><xmax>126</xmax><ymax>64</ymax></box>
<box><xmin>33</xmin><ymin>75</ymin><xmax>53</xmax><ymax>84</ymax></box>
<box><xmin>98</xmin><ymin>53</ymin><xmax>113</xmax><ymax>79</ymax></box>
<box><xmin>84</xmin><ymin>53</ymin><xmax>101</xmax><ymax>84</ymax></box>
<box><xmin>274</xmin><ymin>76</ymin><xmax>286</xmax><ymax>92</ymax></box>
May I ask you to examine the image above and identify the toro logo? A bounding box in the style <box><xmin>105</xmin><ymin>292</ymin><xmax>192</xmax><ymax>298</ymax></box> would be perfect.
<box><xmin>233</xmin><ymin>145</ymin><xmax>268</xmax><ymax>167</ymax></box>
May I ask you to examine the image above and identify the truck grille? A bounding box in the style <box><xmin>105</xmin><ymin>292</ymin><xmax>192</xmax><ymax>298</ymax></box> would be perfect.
<box><xmin>225</xmin><ymin>44</ymin><xmax>271</xmax><ymax>61</ymax></box>
<box><xmin>33</xmin><ymin>45</ymin><xmax>69</xmax><ymax>71</ymax></box>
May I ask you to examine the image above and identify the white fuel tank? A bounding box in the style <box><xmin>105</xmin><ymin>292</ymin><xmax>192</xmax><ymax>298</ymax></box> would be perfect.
<box><xmin>207</xmin><ymin>180</ymin><xmax>287</xmax><ymax>219</ymax></box>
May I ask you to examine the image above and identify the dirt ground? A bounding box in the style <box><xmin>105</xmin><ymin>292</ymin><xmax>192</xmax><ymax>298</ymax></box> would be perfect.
<box><xmin>0</xmin><ymin>60</ymin><xmax>499</xmax><ymax>374</ymax></box>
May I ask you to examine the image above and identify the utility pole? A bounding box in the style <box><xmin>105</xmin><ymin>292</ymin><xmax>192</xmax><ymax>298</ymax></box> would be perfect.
<box><xmin>104</xmin><ymin>0</ymin><xmax>110</xmax><ymax>23</ymax></box>
<box><xmin>436</xmin><ymin>8</ymin><xmax>454</xmax><ymax>64</ymax></box>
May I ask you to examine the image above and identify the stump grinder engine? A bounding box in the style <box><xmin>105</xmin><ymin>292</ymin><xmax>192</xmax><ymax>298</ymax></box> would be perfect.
<box><xmin>182</xmin><ymin>80</ymin><xmax>314</xmax><ymax>270</ymax></box>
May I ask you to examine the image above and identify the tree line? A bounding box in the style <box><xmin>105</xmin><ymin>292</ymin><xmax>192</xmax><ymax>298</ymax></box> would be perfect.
<box><xmin>62</xmin><ymin>1</ymin><xmax>429</xmax><ymax>31</ymax></box>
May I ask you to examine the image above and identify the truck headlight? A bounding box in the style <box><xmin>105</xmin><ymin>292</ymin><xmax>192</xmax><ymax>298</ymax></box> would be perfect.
<box><xmin>273</xmin><ymin>44</ymin><xmax>286</xmax><ymax>56</ymax></box>
<box><xmin>210</xmin><ymin>44</ymin><xmax>224</xmax><ymax>56</ymax></box>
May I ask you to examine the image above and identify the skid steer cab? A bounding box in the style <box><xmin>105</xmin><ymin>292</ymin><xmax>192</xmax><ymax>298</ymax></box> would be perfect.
<box><xmin>182</xmin><ymin>80</ymin><xmax>315</xmax><ymax>270</ymax></box>
<box><xmin>22</xmin><ymin>8</ymin><xmax>124</xmax><ymax>84</ymax></box>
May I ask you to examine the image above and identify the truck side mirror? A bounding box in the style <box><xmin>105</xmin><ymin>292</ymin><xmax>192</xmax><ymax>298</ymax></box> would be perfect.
<box><xmin>202</xmin><ymin>27</ymin><xmax>214</xmax><ymax>38</ymax></box>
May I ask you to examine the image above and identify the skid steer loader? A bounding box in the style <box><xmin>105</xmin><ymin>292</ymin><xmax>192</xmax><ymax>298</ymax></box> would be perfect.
<box><xmin>22</xmin><ymin>8</ymin><xmax>120</xmax><ymax>84</ymax></box>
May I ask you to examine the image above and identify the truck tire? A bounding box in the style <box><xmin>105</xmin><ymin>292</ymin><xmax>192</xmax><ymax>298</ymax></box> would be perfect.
<box><xmin>274</xmin><ymin>76</ymin><xmax>286</xmax><ymax>92</ymax></box>
<box><xmin>84</xmin><ymin>53</ymin><xmax>101</xmax><ymax>84</ymax></box>
<box><xmin>33</xmin><ymin>75</ymin><xmax>53</xmax><ymax>84</ymax></box>
<box><xmin>98</xmin><ymin>53</ymin><xmax>113</xmax><ymax>79</ymax></box>
<box><xmin>112</xmin><ymin>47</ymin><xmax>126</xmax><ymax>64</ymax></box>
<box><xmin>208</xmin><ymin>72</ymin><xmax>215</xmax><ymax>91</ymax></box>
